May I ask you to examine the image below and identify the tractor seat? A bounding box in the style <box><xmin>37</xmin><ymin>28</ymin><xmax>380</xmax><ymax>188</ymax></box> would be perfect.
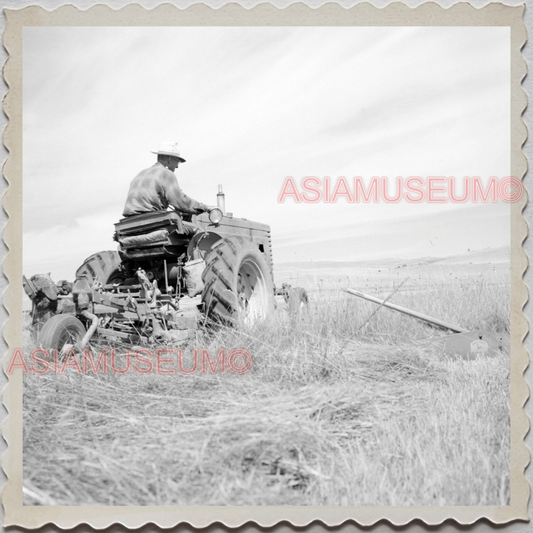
<box><xmin>114</xmin><ymin>211</ymin><xmax>198</xmax><ymax>252</ymax></box>
<box><xmin>115</xmin><ymin>211</ymin><xmax>197</xmax><ymax>237</ymax></box>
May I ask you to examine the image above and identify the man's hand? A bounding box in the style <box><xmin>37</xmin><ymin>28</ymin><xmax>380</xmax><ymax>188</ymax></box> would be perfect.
<box><xmin>194</xmin><ymin>204</ymin><xmax>210</xmax><ymax>214</ymax></box>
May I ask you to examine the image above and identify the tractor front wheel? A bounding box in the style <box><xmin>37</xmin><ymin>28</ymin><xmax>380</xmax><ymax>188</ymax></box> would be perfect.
<box><xmin>201</xmin><ymin>237</ymin><xmax>274</xmax><ymax>326</ymax></box>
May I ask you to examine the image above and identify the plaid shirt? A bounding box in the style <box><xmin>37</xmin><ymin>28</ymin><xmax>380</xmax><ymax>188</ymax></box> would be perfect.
<box><xmin>123</xmin><ymin>163</ymin><xmax>208</xmax><ymax>217</ymax></box>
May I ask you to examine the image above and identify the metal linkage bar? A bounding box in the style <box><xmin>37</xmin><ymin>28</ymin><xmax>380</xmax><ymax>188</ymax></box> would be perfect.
<box><xmin>345</xmin><ymin>288</ymin><xmax>468</xmax><ymax>333</ymax></box>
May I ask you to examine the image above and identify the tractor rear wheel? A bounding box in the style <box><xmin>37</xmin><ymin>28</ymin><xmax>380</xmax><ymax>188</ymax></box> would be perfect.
<box><xmin>39</xmin><ymin>314</ymin><xmax>86</xmax><ymax>352</ymax></box>
<box><xmin>75</xmin><ymin>251</ymin><xmax>123</xmax><ymax>285</ymax></box>
<box><xmin>201</xmin><ymin>237</ymin><xmax>274</xmax><ymax>326</ymax></box>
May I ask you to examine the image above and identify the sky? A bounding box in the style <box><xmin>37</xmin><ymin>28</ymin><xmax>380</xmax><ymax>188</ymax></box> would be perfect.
<box><xmin>22</xmin><ymin>26</ymin><xmax>511</xmax><ymax>281</ymax></box>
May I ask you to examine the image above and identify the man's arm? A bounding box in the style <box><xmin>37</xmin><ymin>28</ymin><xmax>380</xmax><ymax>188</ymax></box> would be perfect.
<box><xmin>162</xmin><ymin>171</ymin><xmax>209</xmax><ymax>214</ymax></box>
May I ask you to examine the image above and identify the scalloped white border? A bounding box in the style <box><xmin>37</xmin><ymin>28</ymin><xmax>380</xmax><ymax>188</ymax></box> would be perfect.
<box><xmin>1</xmin><ymin>2</ymin><xmax>529</xmax><ymax>529</ymax></box>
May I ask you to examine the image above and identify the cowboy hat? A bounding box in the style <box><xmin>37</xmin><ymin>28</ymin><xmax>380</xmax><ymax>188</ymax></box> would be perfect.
<box><xmin>151</xmin><ymin>141</ymin><xmax>186</xmax><ymax>162</ymax></box>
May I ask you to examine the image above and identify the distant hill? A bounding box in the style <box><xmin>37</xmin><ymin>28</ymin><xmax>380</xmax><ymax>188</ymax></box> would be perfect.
<box><xmin>430</xmin><ymin>246</ymin><xmax>510</xmax><ymax>265</ymax></box>
<box><xmin>276</xmin><ymin>246</ymin><xmax>510</xmax><ymax>270</ymax></box>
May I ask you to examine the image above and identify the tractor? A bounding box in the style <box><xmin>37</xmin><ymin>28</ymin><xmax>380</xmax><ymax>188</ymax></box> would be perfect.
<box><xmin>23</xmin><ymin>191</ymin><xmax>276</xmax><ymax>353</ymax></box>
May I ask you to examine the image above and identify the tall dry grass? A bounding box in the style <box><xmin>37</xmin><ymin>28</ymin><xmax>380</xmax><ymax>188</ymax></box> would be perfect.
<box><xmin>22</xmin><ymin>273</ymin><xmax>510</xmax><ymax>506</ymax></box>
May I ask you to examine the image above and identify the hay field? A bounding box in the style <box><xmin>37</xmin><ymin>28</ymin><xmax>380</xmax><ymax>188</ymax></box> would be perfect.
<box><xmin>22</xmin><ymin>252</ymin><xmax>510</xmax><ymax>506</ymax></box>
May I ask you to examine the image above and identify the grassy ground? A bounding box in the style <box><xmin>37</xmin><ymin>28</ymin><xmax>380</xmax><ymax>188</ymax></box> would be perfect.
<box><xmin>22</xmin><ymin>267</ymin><xmax>510</xmax><ymax>506</ymax></box>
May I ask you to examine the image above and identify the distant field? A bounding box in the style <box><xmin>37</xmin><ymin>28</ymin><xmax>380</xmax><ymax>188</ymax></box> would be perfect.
<box><xmin>274</xmin><ymin>247</ymin><xmax>509</xmax><ymax>302</ymax></box>
<box><xmin>22</xmin><ymin>248</ymin><xmax>510</xmax><ymax>506</ymax></box>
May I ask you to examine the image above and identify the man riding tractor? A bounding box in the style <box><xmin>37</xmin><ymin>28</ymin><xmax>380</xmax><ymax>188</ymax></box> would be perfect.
<box><xmin>25</xmin><ymin>140</ymin><xmax>276</xmax><ymax>353</ymax></box>
<box><xmin>123</xmin><ymin>141</ymin><xmax>211</xmax><ymax>218</ymax></box>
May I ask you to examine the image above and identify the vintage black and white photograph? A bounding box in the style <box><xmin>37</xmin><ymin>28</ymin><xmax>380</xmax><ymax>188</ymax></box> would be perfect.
<box><xmin>8</xmin><ymin>5</ymin><xmax>526</xmax><ymax>523</ymax></box>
